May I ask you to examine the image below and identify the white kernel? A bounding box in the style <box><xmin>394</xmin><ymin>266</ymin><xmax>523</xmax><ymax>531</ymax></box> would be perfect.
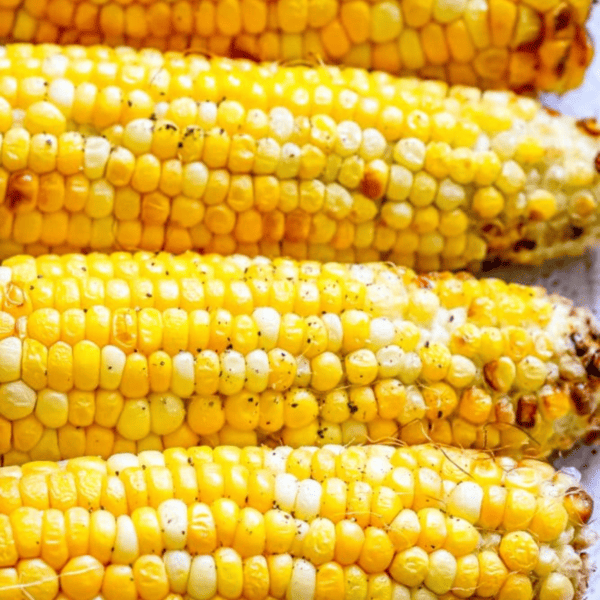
<box><xmin>264</xmin><ymin>446</ymin><xmax>292</xmax><ymax>473</ymax></box>
<box><xmin>322</xmin><ymin>313</ymin><xmax>343</xmax><ymax>352</ymax></box>
<box><xmin>397</xmin><ymin>353</ymin><xmax>422</xmax><ymax>385</ymax></box>
<box><xmin>187</xmin><ymin>555</ymin><xmax>217</xmax><ymax>600</ymax></box>
<box><xmin>270</xmin><ymin>107</ymin><xmax>294</xmax><ymax>142</ymax></box>
<box><xmin>123</xmin><ymin>118</ymin><xmax>154</xmax><ymax>155</ymax></box>
<box><xmin>274</xmin><ymin>473</ymin><xmax>299</xmax><ymax>513</ymax></box>
<box><xmin>112</xmin><ymin>515</ymin><xmax>139</xmax><ymax>565</ymax></box>
<box><xmin>391</xmin><ymin>583</ymin><xmax>411</xmax><ymax>600</ymax></box>
<box><xmin>164</xmin><ymin>550</ymin><xmax>192</xmax><ymax>594</ymax></box>
<box><xmin>360</xmin><ymin>128</ymin><xmax>387</xmax><ymax>160</ymax></box>
<box><xmin>286</xmin><ymin>558</ymin><xmax>316</xmax><ymax>600</ymax></box>
<box><xmin>535</xmin><ymin>545</ymin><xmax>559</xmax><ymax>577</ymax></box>
<box><xmin>294</xmin><ymin>356</ymin><xmax>312</xmax><ymax>387</ymax></box>
<box><xmin>182</xmin><ymin>162</ymin><xmax>209</xmax><ymax>198</ymax></box>
<box><xmin>100</xmin><ymin>345</ymin><xmax>126</xmax><ymax>390</ymax></box>
<box><xmin>335</xmin><ymin>121</ymin><xmax>362</xmax><ymax>156</ymax></box>
<box><xmin>245</xmin><ymin>349</ymin><xmax>269</xmax><ymax>393</ymax></box>
<box><xmin>171</xmin><ymin>352</ymin><xmax>195</xmax><ymax>398</ymax></box>
<box><xmin>253</xmin><ymin>307</ymin><xmax>281</xmax><ymax>350</ymax></box>
<box><xmin>447</xmin><ymin>481</ymin><xmax>483</xmax><ymax>523</ymax></box>
<box><xmin>83</xmin><ymin>136</ymin><xmax>111</xmax><ymax>179</ymax></box>
<box><xmin>41</xmin><ymin>54</ymin><xmax>68</xmax><ymax>78</ymax></box>
<box><xmin>368</xmin><ymin>317</ymin><xmax>395</xmax><ymax>350</ymax></box>
<box><xmin>397</xmin><ymin>385</ymin><xmax>426</xmax><ymax>424</ymax></box>
<box><xmin>106</xmin><ymin>453</ymin><xmax>139</xmax><ymax>476</ymax></box>
<box><xmin>47</xmin><ymin>79</ymin><xmax>75</xmax><ymax>116</ymax></box>
<box><xmin>138</xmin><ymin>450</ymin><xmax>166</xmax><ymax>468</ymax></box>
<box><xmin>0</xmin><ymin>267</ymin><xmax>11</xmax><ymax>283</ymax></box>
<box><xmin>294</xmin><ymin>479</ymin><xmax>322</xmax><ymax>521</ymax></box>
<box><xmin>394</xmin><ymin>138</ymin><xmax>426</xmax><ymax>171</ymax></box>
<box><xmin>158</xmin><ymin>499</ymin><xmax>188</xmax><ymax>550</ymax></box>
<box><xmin>424</xmin><ymin>549</ymin><xmax>457</xmax><ymax>594</ymax></box>
<box><xmin>197</xmin><ymin>101</ymin><xmax>217</xmax><ymax>129</ymax></box>
<box><xmin>376</xmin><ymin>345</ymin><xmax>403</xmax><ymax>378</ymax></box>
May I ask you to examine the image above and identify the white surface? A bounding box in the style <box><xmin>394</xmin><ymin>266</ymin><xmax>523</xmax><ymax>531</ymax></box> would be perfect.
<box><xmin>486</xmin><ymin>13</ymin><xmax>600</xmax><ymax>594</ymax></box>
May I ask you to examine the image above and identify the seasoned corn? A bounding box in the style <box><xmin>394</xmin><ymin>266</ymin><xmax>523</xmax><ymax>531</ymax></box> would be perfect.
<box><xmin>0</xmin><ymin>0</ymin><xmax>592</xmax><ymax>93</ymax></box>
<box><xmin>0</xmin><ymin>444</ymin><xmax>593</xmax><ymax>600</ymax></box>
<box><xmin>0</xmin><ymin>251</ymin><xmax>599</xmax><ymax>463</ymax></box>
<box><xmin>0</xmin><ymin>45</ymin><xmax>599</xmax><ymax>269</ymax></box>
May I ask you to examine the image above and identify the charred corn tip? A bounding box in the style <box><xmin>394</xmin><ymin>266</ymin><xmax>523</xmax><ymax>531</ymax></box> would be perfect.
<box><xmin>0</xmin><ymin>251</ymin><xmax>600</xmax><ymax>463</ymax></box>
<box><xmin>0</xmin><ymin>45</ymin><xmax>598</xmax><ymax>270</ymax></box>
<box><xmin>0</xmin><ymin>0</ymin><xmax>593</xmax><ymax>94</ymax></box>
<box><xmin>0</xmin><ymin>444</ymin><xmax>594</xmax><ymax>600</ymax></box>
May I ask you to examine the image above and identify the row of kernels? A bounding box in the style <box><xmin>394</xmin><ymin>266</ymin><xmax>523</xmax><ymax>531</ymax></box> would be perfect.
<box><xmin>0</xmin><ymin>509</ymin><xmax>570</xmax><ymax>600</ymax></box>
<box><xmin>7</xmin><ymin>11</ymin><xmax>559</xmax><ymax>97</ymax></box>
<box><xmin>0</xmin><ymin>327</ymin><xmax>554</xmax><ymax>397</ymax></box>
<box><xmin>0</xmin><ymin>442</ymin><xmax>577</xmax><ymax>508</ymax></box>
<box><xmin>0</xmin><ymin>127</ymin><xmax>516</xmax><ymax>206</ymax></box>
<box><xmin>0</xmin><ymin>216</ymin><xmax>489</xmax><ymax>274</ymax></box>
<box><xmin>0</xmin><ymin>43</ymin><xmax>588</xmax><ymax>118</ymax></box>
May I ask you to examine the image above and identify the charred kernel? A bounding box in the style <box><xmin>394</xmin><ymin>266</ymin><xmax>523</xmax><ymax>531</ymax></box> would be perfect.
<box><xmin>516</xmin><ymin>395</ymin><xmax>537</xmax><ymax>428</ymax></box>
<box><xmin>570</xmin><ymin>383</ymin><xmax>593</xmax><ymax>416</ymax></box>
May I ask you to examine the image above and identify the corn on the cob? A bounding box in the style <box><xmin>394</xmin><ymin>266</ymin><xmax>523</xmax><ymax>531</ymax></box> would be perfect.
<box><xmin>0</xmin><ymin>251</ymin><xmax>599</xmax><ymax>464</ymax></box>
<box><xmin>0</xmin><ymin>0</ymin><xmax>593</xmax><ymax>93</ymax></box>
<box><xmin>0</xmin><ymin>46</ymin><xmax>600</xmax><ymax>270</ymax></box>
<box><xmin>0</xmin><ymin>444</ymin><xmax>593</xmax><ymax>600</ymax></box>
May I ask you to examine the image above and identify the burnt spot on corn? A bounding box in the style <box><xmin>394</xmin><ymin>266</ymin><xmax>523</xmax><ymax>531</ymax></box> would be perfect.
<box><xmin>594</xmin><ymin>152</ymin><xmax>600</xmax><ymax>173</ymax></box>
<box><xmin>480</xmin><ymin>256</ymin><xmax>508</xmax><ymax>272</ymax></box>
<box><xmin>576</xmin><ymin>117</ymin><xmax>600</xmax><ymax>136</ymax></box>
<box><xmin>360</xmin><ymin>169</ymin><xmax>384</xmax><ymax>200</ymax></box>
<box><xmin>517</xmin><ymin>29</ymin><xmax>545</xmax><ymax>55</ymax></box>
<box><xmin>513</xmin><ymin>239</ymin><xmax>537</xmax><ymax>252</ymax></box>
<box><xmin>570</xmin><ymin>226</ymin><xmax>585</xmax><ymax>239</ymax></box>
<box><xmin>528</xmin><ymin>209</ymin><xmax>546</xmax><ymax>221</ymax></box>
<box><xmin>584</xmin><ymin>349</ymin><xmax>600</xmax><ymax>377</ymax></box>
<box><xmin>228</xmin><ymin>40</ymin><xmax>260</xmax><ymax>62</ymax></box>
<box><xmin>570</xmin><ymin>382</ymin><xmax>593</xmax><ymax>415</ymax></box>
<box><xmin>570</xmin><ymin>332</ymin><xmax>588</xmax><ymax>357</ymax></box>
<box><xmin>6</xmin><ymin>170</ymin><xmax>38</xmax><ymax>211</ymax></box>
<box><xmin>555</xmin><ymin>52</ymin><xmax>569</xmax><ymax>78</ymax></box>
<box><xmin>516</xmin><ymin>396</ymin><xmax>538</xmax><ymax>428</ymax></box>
<box><xmin>583</xmin><ymin>428</ymin><xmax>600</xmax><ymax>444</ymax></box>
<box><xmin>555</xmin><ymin>7</ymin><xmax>572</xmax><ymax>32</ymax></box>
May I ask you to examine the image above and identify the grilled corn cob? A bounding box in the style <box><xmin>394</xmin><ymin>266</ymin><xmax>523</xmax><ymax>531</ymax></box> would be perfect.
<box><xmin>0</xmin><ymin>444</ymin><xmax>594</xmax><ymax>600</ymax></box>
<box><xmin>0</xmin><ymin>0</ymin><xmax>593</xmax><ymax>93</ymax></box>
<box><xmin>1</xmin><ymin>251</ymin><xmax>600</xmax><ymax>464</ymax></box>
<box><xmin>0</xmin><ymin>46</ymin><xmax>600</xmax><ymax>270</ymax></box>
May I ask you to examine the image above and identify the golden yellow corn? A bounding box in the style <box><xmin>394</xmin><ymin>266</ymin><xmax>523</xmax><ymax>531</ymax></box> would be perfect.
<box><xmin>0</xmin><ymin>251</ymin><xmax>599</xmax><ymax>464</ymax></box>
<box><xmin>0</xmin><ymin>444</ymin><xmax>594</xmax><ymax>600</ymax></box>
<box><xmin>0</xmin><ymin>48</ymin><xmax>599</xmax><ymax>272</ymax></box>
<box><xmin>0</xmin><ymin>0</ymin><xmax>592</xmax><ymax>93</ymax></box>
